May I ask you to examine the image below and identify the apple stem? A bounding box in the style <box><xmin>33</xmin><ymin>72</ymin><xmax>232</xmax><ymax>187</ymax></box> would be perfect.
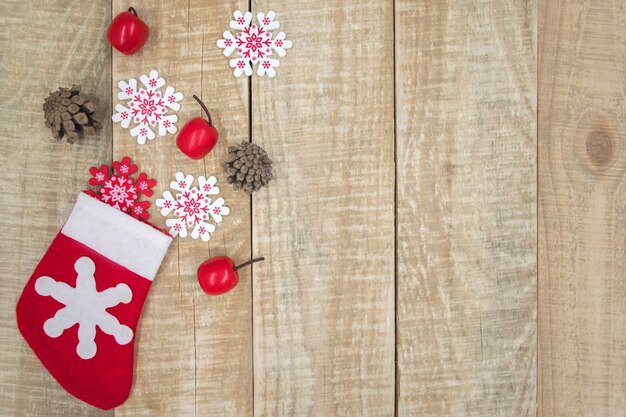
<box><xmin>192</xmin><ymin>94</ymin><xmax>213</xmax><ymax>126</ymax></box>
<box><xmin>128</xmin><ymin>7</ymin><xmax>138</xmax><ymax>17</ymax></box>
<box><xmin>234</xmin><ymin>257</ymin><xmax>265</xmax><ymax>271</ymax></box>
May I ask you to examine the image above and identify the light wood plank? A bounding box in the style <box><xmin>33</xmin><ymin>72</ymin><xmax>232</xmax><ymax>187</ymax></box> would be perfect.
<box><xmin>251</xmin><ymin>1</ymin><xmax>396</xmax><ymax>416</ymax></box>
<box><xmin>0</xmin><ymin>1</ymin><xmax>112</xmax><ymax>416</ymax></box>
<box><xmin>395</xmin><ymin>1</ymin><xmax>537</xmax><ymax>416</ymax></box>
<box><xmin>111</xmin><ymin>1</ymin><xmax>252</xmax><ymax>415</ymax></box>
<box><xmin>538</xmin><ymin>1</ymin><xmax>626</xmax><ymax>416</ymax></box>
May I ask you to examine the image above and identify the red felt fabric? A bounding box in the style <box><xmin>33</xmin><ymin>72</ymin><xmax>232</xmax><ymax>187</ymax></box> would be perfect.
<box><xmin>16</xmin><ymin>231</ymin><xmax>152</xmax><ymax>410</ymax></box>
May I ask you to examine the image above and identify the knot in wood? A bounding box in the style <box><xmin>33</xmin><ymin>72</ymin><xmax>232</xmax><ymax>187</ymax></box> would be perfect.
<box><xmin>585</xmin><ymin>131</ymin><xmax>613</xmax><ymax>165</ymax></box>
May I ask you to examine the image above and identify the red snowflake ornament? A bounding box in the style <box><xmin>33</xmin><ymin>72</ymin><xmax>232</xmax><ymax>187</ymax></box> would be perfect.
<box><xmin>86</xmin><ymin>156</ymin><xmax>156</xmax><ymax>220</ymax></box>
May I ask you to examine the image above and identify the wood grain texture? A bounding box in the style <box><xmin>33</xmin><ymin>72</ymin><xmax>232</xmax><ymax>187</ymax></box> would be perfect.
<box><xmin>0</xmin><ymin>1</ymin><xmax>112</xmax><ymax>416</ymax></box>
<box><xmin>251</xmin><ymin>1</ymin><xmax>396</xmax><ymax>416</ymax></box>
<box><xmin>538</xmin><ymin>1</ymin><xmax>626</xmax><ymax>416</ymax></box>
<box><xmin>111</xmin><ymin>1</ymin><xmax>252</xmax><ymax>416</ymax></box>
<box><xmin>395</xmin><ymin>1</ymin><xmax>537</xmax><ymax>416</ymax></box>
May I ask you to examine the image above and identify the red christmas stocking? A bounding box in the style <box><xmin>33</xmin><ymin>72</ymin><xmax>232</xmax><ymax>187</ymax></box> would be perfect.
<box><xmin>16</xmin><ymin>192</ymin><xmax>172</xmax><ymax>409</ymax></box>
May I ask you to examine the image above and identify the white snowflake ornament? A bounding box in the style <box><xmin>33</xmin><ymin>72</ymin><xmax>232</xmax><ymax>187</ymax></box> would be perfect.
<box><xmin>35</xmin><ymin>257</ymin><xmax>133</xmax><ymax>360</ymax></box>
<box><xmin>155</xmin><ymin>173</ymin><xmax>230</xmax><ymax>241</ymax></box>
<box><xmin>112</xmin><ymin>69</ymin><xmax>183</xmax><ymax>144</ymax></box>
<box><xmin>217</xmin><ymin>10</ymin><xmax>292</xmax><ymax>78</ymax></box>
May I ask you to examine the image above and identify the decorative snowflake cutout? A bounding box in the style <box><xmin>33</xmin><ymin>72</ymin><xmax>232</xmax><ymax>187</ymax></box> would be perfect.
<box><xmin>35</xmin><ymin>257</ymin><xmax>133</xmax><ymax>360</ymax></box>
<box><xmin>112</xmin><ymin>69</ymin><xmax>183</xmax><ymax>144</ymax></box>
<box><xmin>86</xmin><ymin>156</ymin><xmax>156</xmax><ymax>220</ymax></box>
<box><xmin>155</xmin><ymin>172</ymin><xmax>229</xmax><ymax>241</ymax></box>
<box><xmin>217</xmin><ymin>11</ymin><xmax>292</xmax><ymax>77</ymax></box>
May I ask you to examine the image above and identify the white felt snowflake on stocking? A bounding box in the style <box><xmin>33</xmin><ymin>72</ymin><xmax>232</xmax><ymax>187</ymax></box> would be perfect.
<box><xmin>112</xmin><ymin>69</ymin><xmax>183</xmax><ymax>144</ymax></box>
<box><xmin>86</xmin><ymin>156</ymin><xmax>156</xmax><ymax>220</ymax></box>
<box><xmin>217</xmin><ymin>11</ymin><xmax>292</xmax><ymax>77</ymax></box>
<box><xmin>155</xmin><ymin>172</ymin><xmax>229</xmax><ymax>241</ymax></box>
<box><xmin>35</xmin><ymin>257</ymin><xmax>133</xmax><ymax>360</ymax></box>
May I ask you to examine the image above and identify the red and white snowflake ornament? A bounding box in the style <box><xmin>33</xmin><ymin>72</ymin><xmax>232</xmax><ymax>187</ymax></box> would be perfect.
<box><xmin>86</xmin><ymin>156</ymin><xmax>156</xmax><ymax>220</ymax></box>
<box><xmin>217</xmin><ymin>10</ymin><xmax>292</xmax><ymax>78</ymax></box>
<box><xmin>155</xmin><ymin>172</ymin><xmax>229</xmax><ymax>241</ymax></box>
<box><xmin>112</xmin><ymin>69</ymin><xmax>183</xmax><ymax>144</ymax></box>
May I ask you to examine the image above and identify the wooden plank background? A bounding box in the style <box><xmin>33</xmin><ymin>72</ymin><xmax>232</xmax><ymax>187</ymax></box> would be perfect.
<box><xmin>395</xmin><ymin>1</ymin><xmax>537</xmax><ymax>416</ymax></box>
<box><xmin>0</xmin><ymin>1</ymin><xmax>623</xmax><ymax>416</ymax></box>
<box><xmin>538</xmin><ymin>1</ymin><xmax>626</xmax><ymax>416</ymax></box>
<box><xmin>251</xmin><ymin>1</ymin><xmax>395</xmax><ymax>415</ymax></box>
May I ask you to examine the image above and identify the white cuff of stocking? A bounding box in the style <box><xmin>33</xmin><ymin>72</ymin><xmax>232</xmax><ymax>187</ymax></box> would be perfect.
<box><xmin>61</xmin><ymin>192</ymin><xmax>172</xmax><ymax>280</ymax></box>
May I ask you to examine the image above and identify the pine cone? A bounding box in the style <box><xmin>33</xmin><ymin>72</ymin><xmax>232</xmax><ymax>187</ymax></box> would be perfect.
<box><xmin>224</xmin><ymin>142</ymin><xmax>273</xmax><ymax>194</ymax></box>
<box><xmin>43</xmin><ymin>85</ymin><xmax>102</xmax><ymax>143</ymax></box>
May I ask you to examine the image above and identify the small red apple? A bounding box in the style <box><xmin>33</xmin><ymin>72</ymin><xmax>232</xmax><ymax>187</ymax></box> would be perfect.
<box><xmin>176</xmin><ymin>95</ymin><xmax>219</xmax><ymax>160</ymax></box>
<box><xmin>197</xmin><ymin>256</ymin><xmax>265</xmax><ymax>296</ymax></box>
<box><xmin>107</xmin><ymin>7</ymin><xmax>150</xmax><ymax>55</ymax></box>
